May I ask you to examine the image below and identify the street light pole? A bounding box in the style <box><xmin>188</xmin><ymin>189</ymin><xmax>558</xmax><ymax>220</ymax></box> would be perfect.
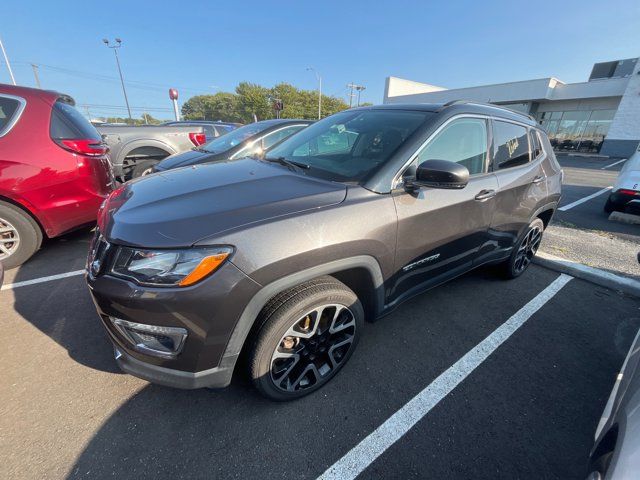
<box><xmin>307</xmin><ymin>67</ymin><xmax>322</xmax><ymax>119</ymax></box>
<box><xmin>0</xmin><ymin>36</ymin><xmax>16</xmax><ymax>85</ymax></box>
<box><xmin>103</xmin><ymin>38</ymin><xmax>132</xmax><ymax>121</ymax></box>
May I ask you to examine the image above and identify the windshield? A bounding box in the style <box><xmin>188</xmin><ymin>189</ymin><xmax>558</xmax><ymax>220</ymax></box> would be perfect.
<box><xmin>266</xmin><ymin>110</ymin><xmax>432</xmax><ymax>183</ymax></box>
<box><xmin>200</xmin><ymin>121</ymin><xmax>274</xmax><ymax>153</ymax></box>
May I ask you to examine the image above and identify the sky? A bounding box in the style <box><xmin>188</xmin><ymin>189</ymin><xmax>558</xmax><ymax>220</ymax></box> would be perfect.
<box><xmin>1</xmin><ymin>0</ymin><xmax>639</xmax><ymax>120</ymax></box>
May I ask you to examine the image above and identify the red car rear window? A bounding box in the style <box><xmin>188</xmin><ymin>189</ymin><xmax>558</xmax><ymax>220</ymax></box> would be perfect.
<box><xmin>50</xmin><ymin>100</ymin><xmax>102</xmax><ymax>141</ymax></box>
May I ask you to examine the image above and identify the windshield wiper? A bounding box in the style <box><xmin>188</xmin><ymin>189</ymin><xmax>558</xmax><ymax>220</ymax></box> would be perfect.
<box><xmin>193</xmin><ymin>147</ymin><xmax>213</xmax><ymax>153</ymax></box>
<box><xmin>263</xmin><ymin>156</ymin><xmax>310</xmax><ymax>171</ymax></box>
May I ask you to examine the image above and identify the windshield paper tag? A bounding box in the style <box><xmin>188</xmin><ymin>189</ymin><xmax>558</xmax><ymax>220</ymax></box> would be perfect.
<box><xmin>336</xmin><ymin>124</ymin><xmax>346</xmax><ymax>134</ymax></box>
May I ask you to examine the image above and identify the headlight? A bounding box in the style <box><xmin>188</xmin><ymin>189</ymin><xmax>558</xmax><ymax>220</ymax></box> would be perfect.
<box><xmin>111</xmin><ymin>246</ymin><xmax>232</xmax><ymax>287</ymax></box>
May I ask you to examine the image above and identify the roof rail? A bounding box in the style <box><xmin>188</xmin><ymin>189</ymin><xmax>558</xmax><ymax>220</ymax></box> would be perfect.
<box><xmin>439</xmin><ymin>99</ymin><xmax>536</xmax><ymax>122</ymax></box>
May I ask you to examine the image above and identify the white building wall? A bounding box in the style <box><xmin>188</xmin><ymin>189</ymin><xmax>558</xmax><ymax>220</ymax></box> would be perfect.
<box><xmin>384</xmin><ymin>77</ymin><xmax>559</xmax><ymax>104</ymax></box>
<box><xmin>383</xmin><ymin>77</ymin><xmax>446</xmax><ymax>103</ymax></box>
<box><xmin>607</xmin><ymin>60</ymin><xmax>640</xmax><ymax>141</ymax></box>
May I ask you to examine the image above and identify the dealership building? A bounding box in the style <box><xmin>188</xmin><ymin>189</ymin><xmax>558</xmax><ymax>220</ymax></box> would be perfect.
<box><xmin>383</xmin><ymin>58</ymin><xmax>640</xmax><ymax>157</ymax></box>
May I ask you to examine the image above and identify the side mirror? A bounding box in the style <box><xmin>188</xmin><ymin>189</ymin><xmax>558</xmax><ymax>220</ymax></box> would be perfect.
<box><xmin>406</xmin><ymin>159</ymin><xmax>469</xmax><ymax>190</ymax></box>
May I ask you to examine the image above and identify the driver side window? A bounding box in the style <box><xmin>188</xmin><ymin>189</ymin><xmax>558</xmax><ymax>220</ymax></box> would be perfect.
<box><xmin>415</xmin><ymin>118</ymin><xmax>488</xmax><ymax>175</ymax></box>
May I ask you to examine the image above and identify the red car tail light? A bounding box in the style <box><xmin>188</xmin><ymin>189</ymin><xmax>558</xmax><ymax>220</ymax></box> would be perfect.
<box><xmin>189</xmin><ymin>132</ymin><xmax>206</xmax><ymax>146</ymax></box>
<box><xmin>56</xmin><ymin>138</ymin><xmax>109</xmax><ymax>156</ymax></box>
<box><xmin>618</xmin><ymin>189</ymin><xmax>639</xmax><ymax>196</ymax></box>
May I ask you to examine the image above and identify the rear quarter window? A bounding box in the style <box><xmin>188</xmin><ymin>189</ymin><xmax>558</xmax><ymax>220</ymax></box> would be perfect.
<box><xmin>0</xmin><ymin>95</ymin><xmax>24</xmax><ymax>137</ymax></box>
<box><xmin>493</xmin><ymin>120</ymin><xmax>531</xmax><ymax>169</ymax></box>
<box><xmin>50</xmin><ymin>100</ymin><xmax>101</xmax><ymax>141</ymax></box>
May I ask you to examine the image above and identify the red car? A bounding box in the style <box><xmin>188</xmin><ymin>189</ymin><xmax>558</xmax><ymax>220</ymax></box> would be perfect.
<box><xmin>0</xmin><ymin>84</ymin><xmax>114</xmax><ymax>268</ymax></box>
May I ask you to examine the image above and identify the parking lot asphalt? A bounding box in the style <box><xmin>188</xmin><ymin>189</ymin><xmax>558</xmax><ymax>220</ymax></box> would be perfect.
<box><xmin>554</xmin><ymin>155</ymin><xmax>636</xmax><ymax>242</ymax></box>
<box><xmin>2</xmin><ymin>228</ymin><xmax>639</xmax><ymax>479</ymax></box>
<box><xmin>541</xmin><ymin>155</ymin><xmax>639</xmax><ymax>279</ymax></box>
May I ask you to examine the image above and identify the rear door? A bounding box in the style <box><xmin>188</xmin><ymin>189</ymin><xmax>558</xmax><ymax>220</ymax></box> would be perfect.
<box><xmin>488</xmin><ymin>119</ymin><xmax>547</xmax><ymax>257</ymax></box>
<box><xmin>390</xmin><ymin>116</ymin><xmax>499</xmax><ymax>304</ymax></box>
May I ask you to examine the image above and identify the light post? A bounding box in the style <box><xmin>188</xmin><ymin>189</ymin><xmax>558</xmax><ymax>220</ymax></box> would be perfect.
<box><xmin>306</xmin><ymin>67</ymin><xmax>322</xmax><ymax>119</ymax></box>
<box><xmin>102</xmin><ymin>38</ymin><xmax>132</xmax><ymax>121</ymax></box>
<box><xmin>0</xmin><ymin>36</ymin><xmax>16</xmax><ymax>85</ymax></box>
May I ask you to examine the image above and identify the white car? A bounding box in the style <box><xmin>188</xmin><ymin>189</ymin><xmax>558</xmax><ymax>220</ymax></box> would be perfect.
<box><xmin>605</xmin><ymin>145</ymin><xmax>640</xmax><ymax>213</ymax></box>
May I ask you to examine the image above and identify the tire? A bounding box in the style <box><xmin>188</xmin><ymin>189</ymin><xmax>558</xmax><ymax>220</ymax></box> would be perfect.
<box><xmin>0</xmin><ymin>201</ymin><xmax>43</xmax><ymax>269</ymax></box>
<box><xmin>502</xmin><ymin>218</ymin><xmax>544</xmax><ymax>279</ymax></box>
<box><xmin>603</xmin><ymin>197</ymin><xmax>615</xmax><ymax>214</ymax></box>
<box><xmin>131</xmin><ymin>159</ymin><xmax>158</xmax><ymax>179</ymax></box>
<box><xmin>248</xmin><ymin>276</ymin><xmax>364</xmax><ymax>401</ymax></box>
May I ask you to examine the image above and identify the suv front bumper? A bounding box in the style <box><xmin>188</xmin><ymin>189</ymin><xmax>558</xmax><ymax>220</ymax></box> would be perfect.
<box><xmin>87</xmin><ymin>260</ymin><xmax>261</xmax><ymax>388</ymax></box>
<box><xmin>113</xmin><ymin>346</ymin><xmax>236</xmax><ymax>389</ymax></box>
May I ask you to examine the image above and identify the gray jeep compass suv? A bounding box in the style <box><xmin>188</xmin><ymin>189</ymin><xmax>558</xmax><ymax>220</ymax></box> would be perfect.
<box><xmin>86</xmin><ymin>101</ymin><xmax>561</xmax><ymax>400</ymax></box>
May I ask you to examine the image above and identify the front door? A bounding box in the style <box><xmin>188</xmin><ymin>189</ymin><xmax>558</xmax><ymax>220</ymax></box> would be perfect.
<box><xmin>389</xmin><ymin>116</ymin><xmax>498</xmax><ymax>305</ymax></box>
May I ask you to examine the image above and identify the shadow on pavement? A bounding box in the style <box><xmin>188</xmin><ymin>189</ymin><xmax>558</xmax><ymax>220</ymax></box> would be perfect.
<box><xmin>10</xmin><ymin>228</ymin><xmax>121</xmax><ymax>374</ymax></box>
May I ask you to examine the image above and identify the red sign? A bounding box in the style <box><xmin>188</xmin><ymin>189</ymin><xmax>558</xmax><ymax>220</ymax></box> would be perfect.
<box><xmin>169</xmin><ymin>88</ymin><xmax>179</xmax><ymax>100</ymax></box>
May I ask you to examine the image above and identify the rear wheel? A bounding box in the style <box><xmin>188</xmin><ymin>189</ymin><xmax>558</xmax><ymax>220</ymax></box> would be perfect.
<box><xmin>603</xmin><ymin>197</ymin><xmax>615</xmax><ymax>214</ymax></box>
<box><xmin>502</xmin><ymin>218</ymin><xmax>544</xmax><ymax>279</ymax></box>
<box><xmin>0</xmin><ymin>201</ymin><xmax>43</xmax><ymax>269</ymax></box>
<box><xmin>248</xmin><ymin>277</ymin><xmax>364</xmax><ymax>401</ymax></box>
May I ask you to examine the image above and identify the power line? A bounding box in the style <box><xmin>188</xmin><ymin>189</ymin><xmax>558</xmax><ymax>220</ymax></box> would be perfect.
<box><xmin>1</xmin><ymin>60</ymin><xmax>214</xmax><ymax>94</ymax></box>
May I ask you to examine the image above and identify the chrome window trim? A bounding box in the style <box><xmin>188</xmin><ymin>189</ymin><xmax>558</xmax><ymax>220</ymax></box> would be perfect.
<box><xmin>0</xmin><ymin>93</ymin><xmax>27</xmax><ymax>138</ymax></box>
<box><xmin>392</xmin><ymin>113</ymin><xmax>493</xmax><ymax>188</ymax></box>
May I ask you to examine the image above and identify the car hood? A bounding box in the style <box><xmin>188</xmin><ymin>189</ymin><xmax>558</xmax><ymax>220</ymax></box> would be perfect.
<box><xmin>155</xmin><ymin>149</ymin><xmax>224</xmax><ymax>171</ymax></box>
<box><xmin>101</xmin><ymin>158</ymin><xmax>347</xmax><ymax>248</ymax></box>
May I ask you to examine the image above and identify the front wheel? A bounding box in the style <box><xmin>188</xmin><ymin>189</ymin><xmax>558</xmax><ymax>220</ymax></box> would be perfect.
<box><xmin>248</xmin><ymin>277</ymin><xmax>364</xmax><ymax>401</ymax></box>
<box><xmin>502</xmin><ymin>218</ymin><xmax>544</xmax><ymax>279</ymax></box>
<box><xmin>131</xmin><ymin>160</ymin><xmax>157</xmax><ymax>179</ymax></box>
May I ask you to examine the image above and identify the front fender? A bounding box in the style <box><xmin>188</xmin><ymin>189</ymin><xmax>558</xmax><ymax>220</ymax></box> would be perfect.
<box><xmin>222</xmin><ymin>255</ymin><xmax>385</xmax><ymax>362</ymax></box>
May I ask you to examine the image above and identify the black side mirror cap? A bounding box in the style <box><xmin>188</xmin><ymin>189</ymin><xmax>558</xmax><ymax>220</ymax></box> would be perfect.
<box><xmin>406</xmin><ymin>159</ymin><xmax>470</xmax><ymax>190</ymax></box>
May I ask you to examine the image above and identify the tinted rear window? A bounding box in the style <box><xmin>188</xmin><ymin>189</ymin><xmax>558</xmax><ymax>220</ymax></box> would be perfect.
<box><xmin>0</xmin><ymin>96</ymin><xmax>22</xmax><ymax>136</ymax></box>
<box><xmin>493</xmin><ymin>121</ymin><xmax>530</xmax><ymax>169</ymax></box>
<box><xmin>50</xmin><ymin>100</ymin><xmax>101</xmax><ymax>140</ymax></box>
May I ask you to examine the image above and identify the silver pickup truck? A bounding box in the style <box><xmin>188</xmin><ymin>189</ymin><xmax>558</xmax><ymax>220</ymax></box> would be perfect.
<box><xmin>97</xmin><ymin>124</ymin><xmax>206</xmax><ymax>180</ymax></box>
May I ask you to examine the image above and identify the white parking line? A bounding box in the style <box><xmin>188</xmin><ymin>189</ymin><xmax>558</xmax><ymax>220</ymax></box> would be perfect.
<box><xmin>558</xmin><ymin>187</ymin><xmax>612</xmax><ymax>211</ymax></box>
<box><xmin>1</xmin><ymin>269</ymin><xmax>85</xmax><ymax>291</ymax></box>
<box><xmin>318</xmin><ymin>273</ymin><xmax>573</xmax><ymax>480</ymax></box>
<box><xmin>601</xmin><ymin>158</ymin><xmax>627</xmax><ymax>170</ymax></box>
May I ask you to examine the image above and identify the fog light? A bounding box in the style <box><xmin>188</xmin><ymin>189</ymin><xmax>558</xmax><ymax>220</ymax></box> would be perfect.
<box><xmin>110</xmin><ymin>318</ymin><xmax>187</xmax><ymax>358</ymax></box>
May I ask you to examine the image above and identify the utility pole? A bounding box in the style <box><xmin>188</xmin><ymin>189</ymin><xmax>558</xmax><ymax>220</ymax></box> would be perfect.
<box><xmin>31</xmin><ymin>64</ymin><xmax>41</xmax><ymax>88</ymax></box>
<box><xmin>0</xmin><ymin>36</ymin><xmax>16</xmax><ymax>85</ymax></box>
<box><xmin>356</xmin><ymin>84</ymin><xmax>366</xmax><ymax>107</ymax></box>
<box><xmin>307</xmin><ymin>67</ymin><xmax>322</xmax><ymax>119</ymax></box>
<box><xmin>347</xmin><ymin>82</ymin><xmax>358</xmax><ymax>108</ymax></box>
<box><xmin>102</xmin><ymin>38</ymin><xmax>132</xmax><ymax>121</ymax></box>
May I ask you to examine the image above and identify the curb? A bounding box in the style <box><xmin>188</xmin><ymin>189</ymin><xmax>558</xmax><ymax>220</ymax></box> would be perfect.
<box><xmin>609</xmin><ymin>211</ymin><xmax>640</xmax><ymax>225</ymax></box>
<box><xmin>533</xmin><ymin>251</ymin><xmax>640</xmax><ymax>297</ymax></box>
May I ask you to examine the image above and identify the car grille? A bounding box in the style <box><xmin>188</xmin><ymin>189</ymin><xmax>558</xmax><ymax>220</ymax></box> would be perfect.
<box><xmin>87</xmin><ymin>230</ymin><xmax>112</xmax><ymax>279</ymax></box>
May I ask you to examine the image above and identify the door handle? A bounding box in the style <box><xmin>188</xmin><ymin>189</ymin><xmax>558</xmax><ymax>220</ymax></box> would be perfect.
<box><xmin>532</xmin><ymin>175</ymin><xmax>545</xmax><ymax>184</ymax></box>
<box><xmin>475</xmin><ymin>189</ymin><xmax>496</xmax><ymax>201</ymax></box>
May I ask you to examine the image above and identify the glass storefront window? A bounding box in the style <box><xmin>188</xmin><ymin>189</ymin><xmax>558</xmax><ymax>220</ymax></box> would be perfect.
<box><xmin>537</xmin><ymin>109</ymin><xmax>616</xmax><ymax>153</ymax></box>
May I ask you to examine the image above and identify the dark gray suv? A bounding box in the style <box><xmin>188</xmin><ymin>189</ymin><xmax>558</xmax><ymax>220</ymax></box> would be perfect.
<box><xmin>86</xmin><ymin>102</ymin><xmax>561</xmax><ymax>400</ymax></box>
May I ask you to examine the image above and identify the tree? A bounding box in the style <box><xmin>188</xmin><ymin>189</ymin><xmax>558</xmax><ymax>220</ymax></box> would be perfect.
<box><xmin>181</xmin><ymin>81</ymin><xmax>350</xmax><ymax>124</ymax></box>
<box><xmin>235</xmin><ymin>82</ymin><xmax>271</xmax><ymax>123</ymax></box>
<box><xmin>181</xmin><ymin>92</ymin><xmax>243</xmax><ymax>123</ymax></box>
